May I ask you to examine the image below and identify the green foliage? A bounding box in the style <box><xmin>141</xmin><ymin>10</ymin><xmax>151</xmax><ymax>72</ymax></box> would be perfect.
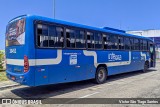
<box><xmin>0</xmin><ymin>71</ymin><xmax>8</xmax><ymax>81</ymax></box>
<box><xmin>0</xmin><ymin>50</ymin><xmax>5</xmax><ymax>69</ymax></box>
<box><xmin>0</xmin><ymin>50</ymin><xmax>5</xmax><ymax>59</ymax></box>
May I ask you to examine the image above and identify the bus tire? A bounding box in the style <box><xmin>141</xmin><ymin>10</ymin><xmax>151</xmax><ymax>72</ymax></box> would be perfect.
<box><xmin>94</xmin><ymin>67</ymin><xmax>107</xmax><ymax>84</ymax></box>
<box><xmin>143</xmin><ymin>61</ymin><xmax>148</xmax><ymax>73</ymax></box>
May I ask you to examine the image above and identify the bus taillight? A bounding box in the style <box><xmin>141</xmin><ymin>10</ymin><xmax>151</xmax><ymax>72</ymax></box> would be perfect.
<box><xmin>24</xmin><ymin>55</ymin><xmax>29</xmax><ymax>73</ymax></box>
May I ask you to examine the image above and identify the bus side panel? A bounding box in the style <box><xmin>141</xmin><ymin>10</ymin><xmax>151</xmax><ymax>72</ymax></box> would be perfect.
<box><xmin>35</xmin><ymin>65</ymin><xmax>48</xmax><ymax>86</ymax></box>
<box><xmin>97</xmin><ymin>51</ymin><xmax>133</xmax><ymax>75</ymax></box>
<box><xmin>62</xmin><ymin>50</ymin><xmax>96</xmax><ymax>82</ymax></box>
<box><xmin>98</xmin><ymin>51</ymin><xmax>148</xmax><ymax>76</ymax></box>
<box><xmin>131</xmin><ymin>51</ymin><xmax>143</xmax><ymax>71</ymax></box>
<box><xmin>25</xmin><ymin>17</ymin><xmax>36</xmax><ymax>86</ymax></box>
<box><xmin>34</xmin><ymin>49</ymin><xmax>95</xmax><ymax>85</ymax></box>
<box><xmin>34</xmin><ymin>49</ymin><xmax>55</xmax><ymax>86</ymax></box>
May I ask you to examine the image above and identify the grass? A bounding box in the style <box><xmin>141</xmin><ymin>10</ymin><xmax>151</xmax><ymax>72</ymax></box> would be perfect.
<box><xmin>0</xmin><ymin>71</ymin><xmax>8</xmax><ymax>82</ymax></box>
<box><xmin>0</xmin><ymin>69</ymin><xmax>5</xmax><ymax>71</ymax></box>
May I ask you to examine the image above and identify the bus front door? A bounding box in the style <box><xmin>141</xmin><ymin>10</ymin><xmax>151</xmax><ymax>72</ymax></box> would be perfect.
<box><xmin>149</xmin><ymin>43</ymin><xmax>156</xmax><ymax>67</ymax></box>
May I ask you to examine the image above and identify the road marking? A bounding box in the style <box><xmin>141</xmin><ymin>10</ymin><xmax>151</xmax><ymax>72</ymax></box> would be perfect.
<box><xmin>79</xmin><ymin>92</ymin><xmax>100</xmax><ymax>98</ymax></box>
<box><xmin>58</xmin><ymin>92</ymin><xmax>99</xmax><ymax>106</ymax></box>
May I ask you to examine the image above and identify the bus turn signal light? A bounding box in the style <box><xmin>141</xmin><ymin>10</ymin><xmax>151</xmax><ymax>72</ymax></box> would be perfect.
<box><xmin>24</xmin><ymin>55</ymin><xmax>29</xmax><ymax>73</ymax></box>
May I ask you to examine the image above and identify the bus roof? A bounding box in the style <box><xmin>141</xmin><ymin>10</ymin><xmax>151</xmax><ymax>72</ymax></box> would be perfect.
<box><xmin>10</xmin><ymin>14</ymin><xmax>153</xmax><ymax>42</ymax></box>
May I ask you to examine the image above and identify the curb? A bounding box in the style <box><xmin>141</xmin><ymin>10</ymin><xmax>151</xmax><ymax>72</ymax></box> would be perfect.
<box><xmin>0</xmin><ymin>84</ymin><xmax>20</xmax><ymax>90</ymax></box>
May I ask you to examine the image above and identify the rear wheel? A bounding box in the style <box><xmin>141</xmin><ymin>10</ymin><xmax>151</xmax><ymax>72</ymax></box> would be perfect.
<box><xmin>143</xmin><ymin>62</ymin><xmax>148</xmax><ymax>73</ymax></box>
<box><xmin>94</xmin><ymin>67</ymin><xmax>107</xmax><ymax>84</ymax></box>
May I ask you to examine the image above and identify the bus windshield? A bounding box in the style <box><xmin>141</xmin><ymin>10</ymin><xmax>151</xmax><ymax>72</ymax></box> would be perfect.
<box><xmin>6</xmin><ymin>18</ymin><xmax>25</xmax><ymax>46</ymax></box>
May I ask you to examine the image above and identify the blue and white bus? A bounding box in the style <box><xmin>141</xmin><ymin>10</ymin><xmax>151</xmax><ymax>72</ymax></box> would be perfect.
<box><xmin>5</xmin><ymin>15</ymin><xmax>156</xmax><ymax>86</ymax></box>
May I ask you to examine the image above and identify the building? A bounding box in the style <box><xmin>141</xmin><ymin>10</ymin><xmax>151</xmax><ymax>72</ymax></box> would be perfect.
<box><xmin>127</xmin><ymin>30</ymin><xmax>160</xmax><ymax>59</ymax></box>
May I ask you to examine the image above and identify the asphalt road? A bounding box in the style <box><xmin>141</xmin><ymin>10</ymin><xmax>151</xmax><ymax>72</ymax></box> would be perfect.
<box><xmin>0</xmin><ymin>62</ymin><xmax>160</xmax><ymax>107</ymax></box>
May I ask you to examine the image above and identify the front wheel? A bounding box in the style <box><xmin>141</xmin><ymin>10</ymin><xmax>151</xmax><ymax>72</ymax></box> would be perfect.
<box><xmin>94</xmin><ymin>67</ymin><xmax>107</xmax><ymax>84</ymax></box>
<box><xmin>143</xmin><ymin>62</ymin><xmax>148</xmax><ymax>73</ymax></box>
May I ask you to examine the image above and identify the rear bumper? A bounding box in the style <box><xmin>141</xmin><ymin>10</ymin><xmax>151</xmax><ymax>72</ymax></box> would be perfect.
<box><xmin>6</xmin><ymin>70</ymin><xmax>35</xmax><ymax>86</ymax></box>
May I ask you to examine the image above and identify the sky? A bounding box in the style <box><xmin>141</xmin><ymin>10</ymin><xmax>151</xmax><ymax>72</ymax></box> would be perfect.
<box><xmin>1</xmin><ymin>0</ymin><xmax>160</xmax><ymax>50</ymax></box>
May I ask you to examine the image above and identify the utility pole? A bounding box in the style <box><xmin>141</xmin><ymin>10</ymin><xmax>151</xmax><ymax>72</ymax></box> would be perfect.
<box><xmin>53</xmin><ymin>0</ymin><xmax>56</xmax><ymax>19</ymax></box>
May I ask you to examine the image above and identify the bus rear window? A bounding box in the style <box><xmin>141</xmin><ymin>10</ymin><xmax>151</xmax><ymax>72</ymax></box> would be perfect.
<box><xmin>6</xmin><ymin>18</ymin><xmax>25</xmax><ymax>46</ymax></box>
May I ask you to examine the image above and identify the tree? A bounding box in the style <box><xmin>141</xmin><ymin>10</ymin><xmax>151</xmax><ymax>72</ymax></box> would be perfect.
<box><xmin>0</xmin><ymin>50</ymin><xmax>5</xmax><ymax>69</ymax></box>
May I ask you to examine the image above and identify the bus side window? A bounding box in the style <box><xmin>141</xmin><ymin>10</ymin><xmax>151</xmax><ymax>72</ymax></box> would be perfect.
<box><xmin>56</xmin><ymin>27</ymin><xmax>64</xmax><ymax>47</ymax></box>
<box><xmin>147</xmin><ymin>41</ymin><xmax>149</xmax><ymax>51</ymax></box>
<box><xmin>37</xmin><ymin>24</ymin><xmax>64</xmax><ymax>48</ymax></box>
<box><xmin>143</xmin><ymin>40</ymin><xmax>147</xmax><ymax>51</ymax></box>
<box><xmin>118</xmin><ymin>36</ymin><xmax>124</xmax><ymax>50</ymax></box>
<box><xmin>110</xmin><ymin>35</ymin><xmax>118</xmax><ymax>49</ymax></box>
<box><xmin>48</xmin><ymin>25</ymin><xmax>56</xmax><ymax>47</ymax></box>
<box><xmin>130</xmin><ymin>38</ymin><xmax>134</xmax><ymax>50</ymax></box>
<box><xmin>124</xmin><ymin>37</ymin><xmax>130</xmax><ymax>50</ymax></box>
<box><xmin>140</xmin><ymin>40</ymin><xmax>143</xmax><ymax>50</ymax></box>
<box><xmin>87</xmin><ymin>32</ymin><xmax>94</xmax><ymax>49</ymax></box>
<box><xmin>48</xmin><ymin>26</ymin><xmax>64</xmax><ymax>48</ymax></box>
<box><xmin>95</xmin><ymin>33</ymin><xmax>103</xmax><ymax>49</ymax></box>
<box><xmin>107</xmin><ymin>35</ymin><xmax>112</xmax><ymax>49</ymax></box>
<box><xmin>134</xmin><ymin>39</ymin><xmax>140</xmax><ymax>50</ymax></box>
<box><xmin>103</xmin><ymin>34</ymin><xmax>108</xmax><ymax>49</ymax></box>
<box><xmin>37</xmin><ymin>24</ymin><xmax>49</xmax><ymax>47</ymax></box>
<box><xmin>76</xmin><ymin>30</ymin><xmax>85</xmax><ymax>48</ymax></box>
<box><xmin>37</xmin><ymin>24</ymin><xmax>42</xmax><ymax>46</ymax></box>
<box><xmin>66</xmin><ymin>29</ymin><xmax>76</xmax><ymax>48</ymax></box>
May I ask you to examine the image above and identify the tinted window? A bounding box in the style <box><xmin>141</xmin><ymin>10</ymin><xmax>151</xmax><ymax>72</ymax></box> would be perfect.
<box><xmin>104</xmin><ymin>34</ymin><xmax>120</xmax><ymax>50</ymax></box>
<box><xmin>143</xmin><ymin>40</ymin><xmax>147</xmax><ymax>51</ymax></box>
<box><xmin>110</xmin><ymin>35</ymin><xmax>118</xmax><ymax>49</ymax></box>
<box><xmin>124</xmin><ymin>38</ymin><xmax>131</xmax><ymax>50</ymax></box>
<box><xmin>37</xmin><ymin>24</ymin><xmax>64</xmax><ymax>48</ymax></box>
<box><xmin>76</xmin><ymin>30</ymin><xmax>85</xmax><ymax>48</ymax></box>
<box><xmin>103</xmin><ymin>34</ymin><xmax>109</xmax><ymax>49</ymax></box>
<box><xmin>140</xmin><ymin>40</ymin><xmax>143</xmax><ymax>50</ymax></box>
<box><xmin>87</xmin><ymin>32</ymin><xmax>94</xmax><ymax>49</ymax></box>
<box><xmin>37</xmin><ymin>24</ymin><xmax>49</xmax><ymax>47</ymax></box>
<box><xmin>130</xmin><ymin>38</ymin><xmax>134</xmax><ymax>50</ymax></box>
<box><xmin>95</xmin><ymin>33</ymin><xmax>103</xmax><ymax>49</ymax></box>
<box><xmin>134</xmin><ymin>39</ymin><xmax>140</xmax><ymax>50</ymax></box>
<box><xmin>66</xmin><ymin>29</ymin><xmax>76</xmax><ymax>48</ymax></box>
<box><xmin>147</xmin><ymin>41</ymin><xmax>149</xmax><ymax>50</ymax></box>
<box><xmin>118</xmin><ymin>36</ymin><xmax>124</xmax><ymax>50</ymax></box>
<box><xmin>49</xmin><ymin>27</ymin><xmax>64</xmax><ymax>47</ymax></box>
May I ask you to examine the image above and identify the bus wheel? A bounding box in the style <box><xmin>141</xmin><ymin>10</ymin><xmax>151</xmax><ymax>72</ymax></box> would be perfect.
<box><xmin>143</xmin><ymin>62</ymin><xmax>148</xmax><ymax>73</ymax></box>
<box><xmin>94</xmin><ymin>67</ymin><xmax>107</xmax><ymax>84</ymax></box>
